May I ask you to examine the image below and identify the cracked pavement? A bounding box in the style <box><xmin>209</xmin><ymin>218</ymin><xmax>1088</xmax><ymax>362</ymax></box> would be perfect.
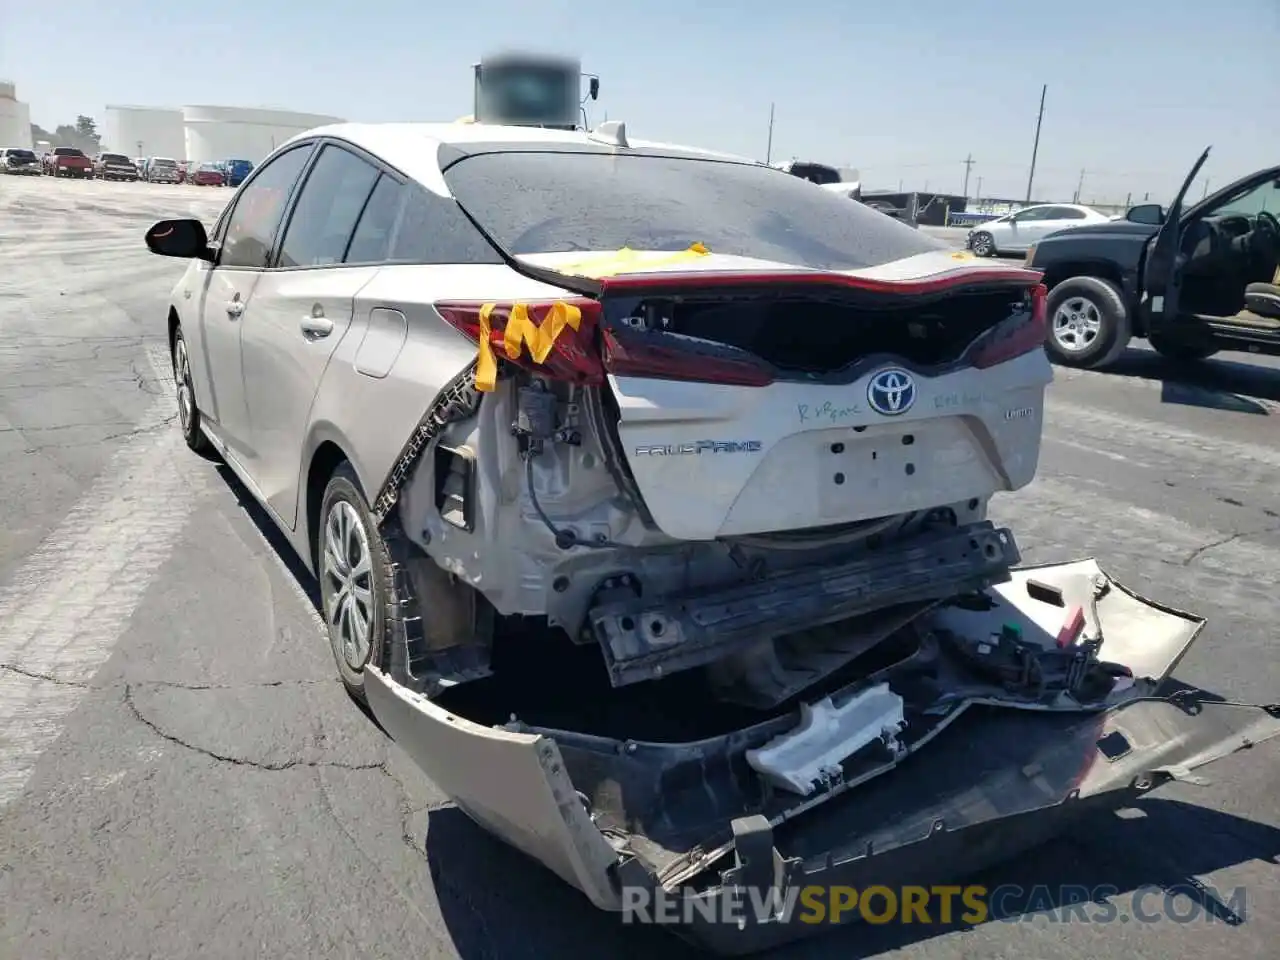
<box><xmin>2</xmin><ymin>177</ymin><xmax>1280</xmax><ymax>960</ymax></box>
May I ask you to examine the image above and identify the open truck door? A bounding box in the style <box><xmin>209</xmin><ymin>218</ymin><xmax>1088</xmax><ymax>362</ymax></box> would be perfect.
<box><xmin>1142</xmin><ymin>146</ymin><xmax>1211</xmax><ymax>331</ymax></box>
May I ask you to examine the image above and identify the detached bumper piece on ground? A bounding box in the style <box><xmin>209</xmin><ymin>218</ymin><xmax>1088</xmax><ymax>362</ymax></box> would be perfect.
<box><xmin>367</xmin><ymin>556</ymin><xmax>1280</xmax><ymax>954</ymax></box>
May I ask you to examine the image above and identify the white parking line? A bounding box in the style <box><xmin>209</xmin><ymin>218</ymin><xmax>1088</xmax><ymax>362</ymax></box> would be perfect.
<box><xmin>0</xmin><ymin>343</ymin><xmax>207</xmax><ymax>810</ymax></box>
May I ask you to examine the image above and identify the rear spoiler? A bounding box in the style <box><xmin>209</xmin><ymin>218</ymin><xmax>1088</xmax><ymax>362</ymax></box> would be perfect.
<box><xmin>514</xmin><ymin>255</ymin><xmax>1044</xmax><ymax>301</ymax></box>
<box><xmin>448</xmin><ymin>192</ymin><xmax>1043</xmax><ymax>301</ymax></box>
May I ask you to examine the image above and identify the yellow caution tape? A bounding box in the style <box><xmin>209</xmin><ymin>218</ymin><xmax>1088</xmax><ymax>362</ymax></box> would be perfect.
<box><xmin>475</xmin><ymin>300</ymin><xmax>583</xmax><ymax>392</ymax></box>
<box><xmin>471</xmin><ymin>244</ymin><xmax>711</xmax><ymax>391</ymax></box>
<box><xmin>554</xmin><ymin>242</ymin><xmax>710</xmax><ymax>279</ymax></box>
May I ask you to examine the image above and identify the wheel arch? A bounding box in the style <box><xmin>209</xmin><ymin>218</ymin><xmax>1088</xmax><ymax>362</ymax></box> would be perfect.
<box><xmin>167</xmin><ymin>305</ymin><xmax>181</xmax><ymax>358</ymax></box>
<box><xmin>303</xmin><ymin>427</ymin><xmax>371</xmax><ymax>573</ymax></box>
<box><xmin>1039</xmin><ymin>259</ymin><xmax>1125</xmax><ymax>293</ymax></box>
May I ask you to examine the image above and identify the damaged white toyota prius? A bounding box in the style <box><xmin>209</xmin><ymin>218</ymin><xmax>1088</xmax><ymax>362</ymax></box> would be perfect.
<box><xmin>145</xmin><ymin>121</ymin><xmax>1280</xmax><ymax>953</ymax></box>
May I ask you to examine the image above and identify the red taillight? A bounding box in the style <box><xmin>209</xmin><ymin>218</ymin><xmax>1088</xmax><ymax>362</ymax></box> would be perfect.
<box><xmin>968</xmin><ymin>283</ymin><xmax>1047</xmax><ymax>369</ymax></box>
<box><xmin>602</xmin><ymin>327</ymin><xmax>775</xmax><ymax>387</ymax></box>
<box><xmin>434</xmin><ymin>299</ymin><xmax>605</xmax><ymax>390</ymax></box>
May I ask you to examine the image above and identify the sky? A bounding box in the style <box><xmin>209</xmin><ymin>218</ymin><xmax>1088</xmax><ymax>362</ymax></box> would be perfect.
<box><xmin>2</xmin><ymin>0</ymin><xmax>1277</xmax><ymax>204</ymax></box>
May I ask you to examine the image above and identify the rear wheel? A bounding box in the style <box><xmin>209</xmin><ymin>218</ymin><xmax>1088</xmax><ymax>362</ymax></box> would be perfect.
<box><xmin>318</xmin><ymin>463</ymin><xmax>391</xmax><ymax>702</ymax></box>
<box><xmin>1045</xmin><ymin>276</ymin><xmax>1132</xmax><ymax>369</ymax></box>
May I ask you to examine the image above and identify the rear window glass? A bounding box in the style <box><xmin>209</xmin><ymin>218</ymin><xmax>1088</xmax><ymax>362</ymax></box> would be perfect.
<box><xmin>442</xmin><ymin>151</ymin><xmax>942</xmax><ymax>270</ymax></box>
<box><xmin>101</xmin><ymin>153</ymin><xmax>130</xmax><ymax>163</ymax></box>
<box><xmin>7</xmin><ymin>149</ymin><xmax>35</xmax><ymax>160</ymax></box>
<box><xmin>153</xmin><ymin>158</ymin><xmax>176</xmax><ymax>166</ymax></box>
<box><xmin>54</xmin><ymin>147</ymin><xmax>85</xmax><ymax>157</ymax></box>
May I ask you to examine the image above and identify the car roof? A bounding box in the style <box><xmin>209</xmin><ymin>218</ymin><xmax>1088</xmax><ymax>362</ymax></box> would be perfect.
<box><xmin>277</xmin><ymin>121</ymin><xmax>765</xmax><ymax>185</ymax></box>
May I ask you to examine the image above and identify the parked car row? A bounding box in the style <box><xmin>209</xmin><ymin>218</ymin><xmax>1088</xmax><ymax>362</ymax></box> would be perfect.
<box><xmin>1</xmin><ymin>148</ymin><xmax>254</xmax><ymax>187</ymax></box>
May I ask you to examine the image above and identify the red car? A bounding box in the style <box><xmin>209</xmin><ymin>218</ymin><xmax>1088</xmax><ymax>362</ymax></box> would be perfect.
<box><xmin>189</xmin><ymin>162</ymin><xmax>224</xmax><ymax>186</ymax></box>
<box><xmin>43</xmin><ymin>146</ymin><xmax>93</xmax><ymax>179</ymax></box>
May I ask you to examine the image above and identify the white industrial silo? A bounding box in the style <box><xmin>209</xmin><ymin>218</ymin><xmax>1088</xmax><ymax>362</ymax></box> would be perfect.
<box><xmin>103</xmin><ymin>106</ymin><xmax>186</xmax><ymax>159</ymax></box>
<box><xmin>0</xmin><ymin>81</ymin><xmax>34</xmax><ymax>149</ymax></box>
<box><xmin>182</xmin><ymin>106</ymin><xmax>345</xmax><ymax>164</ymax></box>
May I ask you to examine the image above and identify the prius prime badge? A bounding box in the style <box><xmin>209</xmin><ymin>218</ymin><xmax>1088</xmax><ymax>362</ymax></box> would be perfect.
<box><xmin>867</xmin><ymin>368</ymin><xmax>917</xmax><ymax>416</ymax></box>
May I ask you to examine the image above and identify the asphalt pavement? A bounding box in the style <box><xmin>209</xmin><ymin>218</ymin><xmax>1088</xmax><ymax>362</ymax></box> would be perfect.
<box><xmin>2</xmin><ymin>176</ymin><xmax>1279</xmax><ymax>960</ymax></box>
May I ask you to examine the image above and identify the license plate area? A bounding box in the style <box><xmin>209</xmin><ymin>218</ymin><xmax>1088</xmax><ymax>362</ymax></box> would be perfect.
<box><xmin>815</xmin><ymin>421</ymin><xmax>994</xmax><ymax>517</ymax></box>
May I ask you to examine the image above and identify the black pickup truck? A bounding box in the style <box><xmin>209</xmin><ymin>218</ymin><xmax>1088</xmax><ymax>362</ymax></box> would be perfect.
<box><xmin>1027</xmin><ymin>147</ymin><xmax>1280</xmax><ymax>368</ymax></box>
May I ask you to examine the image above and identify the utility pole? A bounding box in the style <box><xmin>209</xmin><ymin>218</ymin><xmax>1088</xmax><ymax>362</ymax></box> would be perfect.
<box><xmin>1025</xmin><ymin>84</ymin><xmax>1046</xmax><ymax>203</ymax></box>
<box><xmin>1201</xmin><ymin>178</ymin><xmax>1210</xmax><ymax>199</ymax></box>
<box><xmin>976</xmin><ymin>176</ymin><xmax>983</xmax><ymax>202</ymax></box>
<box><xmin>1073</xmin><ymin>168</ymin><xmax>1086</xmax><ymax>203</ymax></box>
<box><xmin>962</xmin><ymin>154</ymin><xmax>975</xmax><ymax>198</ymax></box>
<box><xmin>765</xmin><ymin>103</ymin><xmax>775</xmax><ymax>165</ymax></box>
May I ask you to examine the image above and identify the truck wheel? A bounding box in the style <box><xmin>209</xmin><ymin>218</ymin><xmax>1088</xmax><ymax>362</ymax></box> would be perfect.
<box><xmin>1148</xmin><ymin>335</ymin><xmax>1218</xmax><ymax>363</ymax></box>
<box><xmin>317</xmin><ymin>462</ymin><xmax>390</xmax><ymax>702</ymax></box>
<box><xmin>970</xmin><ymin>231</ymin><xmax>996</xmax><ymax>257</ymax></box>
<box><xmin>1045</xmin><ymin>276</ymin><xmax>1131</xmax><ymax>369</ymax></box>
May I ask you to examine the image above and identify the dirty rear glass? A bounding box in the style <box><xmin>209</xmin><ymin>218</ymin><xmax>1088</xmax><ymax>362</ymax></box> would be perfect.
<box><xmin>443</xmin><ymin>151</ymin><xmax>943</xmax><ymax>270</ymax></box>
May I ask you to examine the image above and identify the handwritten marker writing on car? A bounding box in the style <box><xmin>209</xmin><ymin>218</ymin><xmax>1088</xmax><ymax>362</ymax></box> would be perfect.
<box><xmin>475</xmin><ymin>301</ymin><xmax>583</xmax><ymax>392</ymax></box>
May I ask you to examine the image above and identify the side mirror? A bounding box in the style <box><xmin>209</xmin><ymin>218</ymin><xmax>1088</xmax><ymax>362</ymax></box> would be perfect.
<box><xmin>588</xmin><ymin>77</ymin><xmax>600</xmax><ymax>100</ymax></box>
<box><xmin>1125</xmin><ymin>203</ymin><xmax>1165</xmax><ymax>225</ymax></box>
<box><xmin>145</xmin><ymin>218</ymin><xmax>214</xmax><ymax>261</ymax></box>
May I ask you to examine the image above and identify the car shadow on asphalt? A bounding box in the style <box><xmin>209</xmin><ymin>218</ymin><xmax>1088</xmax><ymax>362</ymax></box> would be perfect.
<box><xmin>1102</xmin><ymin>348</ymin><xmax>1280</xmax><ymax>413</ymax></box>
<box><xmin>212</xmin><ymin>462</ymin><xmax>387</xmax><ymax>732</ymax></box>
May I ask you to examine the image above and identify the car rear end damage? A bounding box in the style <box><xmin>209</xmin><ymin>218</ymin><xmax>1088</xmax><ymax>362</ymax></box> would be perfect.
<box><xmin>344</xmin><ymin>143</ymin><xmax>1279</xmax><ymax>951</ymax></box>
<box><xmin>366</xmin><ymin>559</ymin><xmax>1280</xmax><ymax>953</ymax></box>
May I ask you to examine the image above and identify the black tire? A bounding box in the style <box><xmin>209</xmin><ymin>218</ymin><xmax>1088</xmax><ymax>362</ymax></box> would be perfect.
<box><xmin>970</xmin><ymin>231</ymin><xmax>996</xmax><ymax>257</ymax></box>
<box><xmin>1044</xmin><ymin>276</ymin><xmax>1132</xmax><ymax>369</ymax></box>
<box><xmin>172</xmin><ymin>327</ymin><xmax>213</xmax><ymax>455</ymax></box>
<box><xmin>317</xmin><ymin>462</ymin><xmax>391</xmax><ymax>702</ymax></box>
<box><xmin>1148</xmin><ymin>335</ymin><xmax>1218</xmax><ymax>363</ymax></box>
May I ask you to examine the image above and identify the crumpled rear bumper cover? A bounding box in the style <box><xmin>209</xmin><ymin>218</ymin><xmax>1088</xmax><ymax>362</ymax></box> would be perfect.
<box><xmin>633</xmin><ymin>690</ymin><xmax>1280</xmax><ymax>954</ymax></box>
<box><xmin>367</xmin><ymin>669</ymin><xmax>1280</xmax><ymax>954</ymax></box>
<box><xmin>363</xmin><ymin>553</ymin><xmax>1280</xmax><ymax>955</ymax></box>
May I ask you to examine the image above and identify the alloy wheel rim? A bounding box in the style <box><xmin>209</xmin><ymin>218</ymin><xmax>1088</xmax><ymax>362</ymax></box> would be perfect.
<box><xmin>175</xmin><ymin>340</ymin><xmax>194</xmax><ymax>434</ymax></box>
<box><xmin>1051</xmin><ymin>296</ymin><xmax>1103</xmax><ymax>353</ymax></box>
<box><xmin>321</xmin><ymin>500</ymin><xmax>374</xmax><ymax>671</ymax></box>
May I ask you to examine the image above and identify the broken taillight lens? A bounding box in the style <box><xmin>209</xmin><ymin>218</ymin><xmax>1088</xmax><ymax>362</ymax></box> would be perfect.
<box><xmin>434</xmin><ymin>299</ymin><xmax>606</xmax><ymax>385</ymax></box>
<box><xmin>967</xmin><ymin>282</ymin><xmax>1048</xmax><ymax>369</ymax></box>
<box><xmin>602</xmin><ymin>326</ymin><xmax>775</xmax><ymax>387</ymax></box>
<box><xmin>435</xmin><ymin>298</ymin><xmax>776</xmax><ymax>388</ymax></box>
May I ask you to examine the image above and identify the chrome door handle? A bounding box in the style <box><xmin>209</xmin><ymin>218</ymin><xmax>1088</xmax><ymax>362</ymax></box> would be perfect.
<box><xmin>226</xmin><ymin>300</ymin><xmax>244</xmax><ymax>319</ymax></box>
<box><xmin>300</xmin><ymin>316</ymin><xmax>334</xmax><ymax>338</ymax></box>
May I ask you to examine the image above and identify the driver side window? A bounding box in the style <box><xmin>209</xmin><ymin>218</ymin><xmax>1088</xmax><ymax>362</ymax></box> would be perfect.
<box><xmin>219</xmin><ymin>145</ymin><xmax>313</xmax><ymax>269</ymax></box>
<box><xmin>1211</xmin><ymin>178</ymin><xmax>1280</xmax><ymax>219</ymax></box>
